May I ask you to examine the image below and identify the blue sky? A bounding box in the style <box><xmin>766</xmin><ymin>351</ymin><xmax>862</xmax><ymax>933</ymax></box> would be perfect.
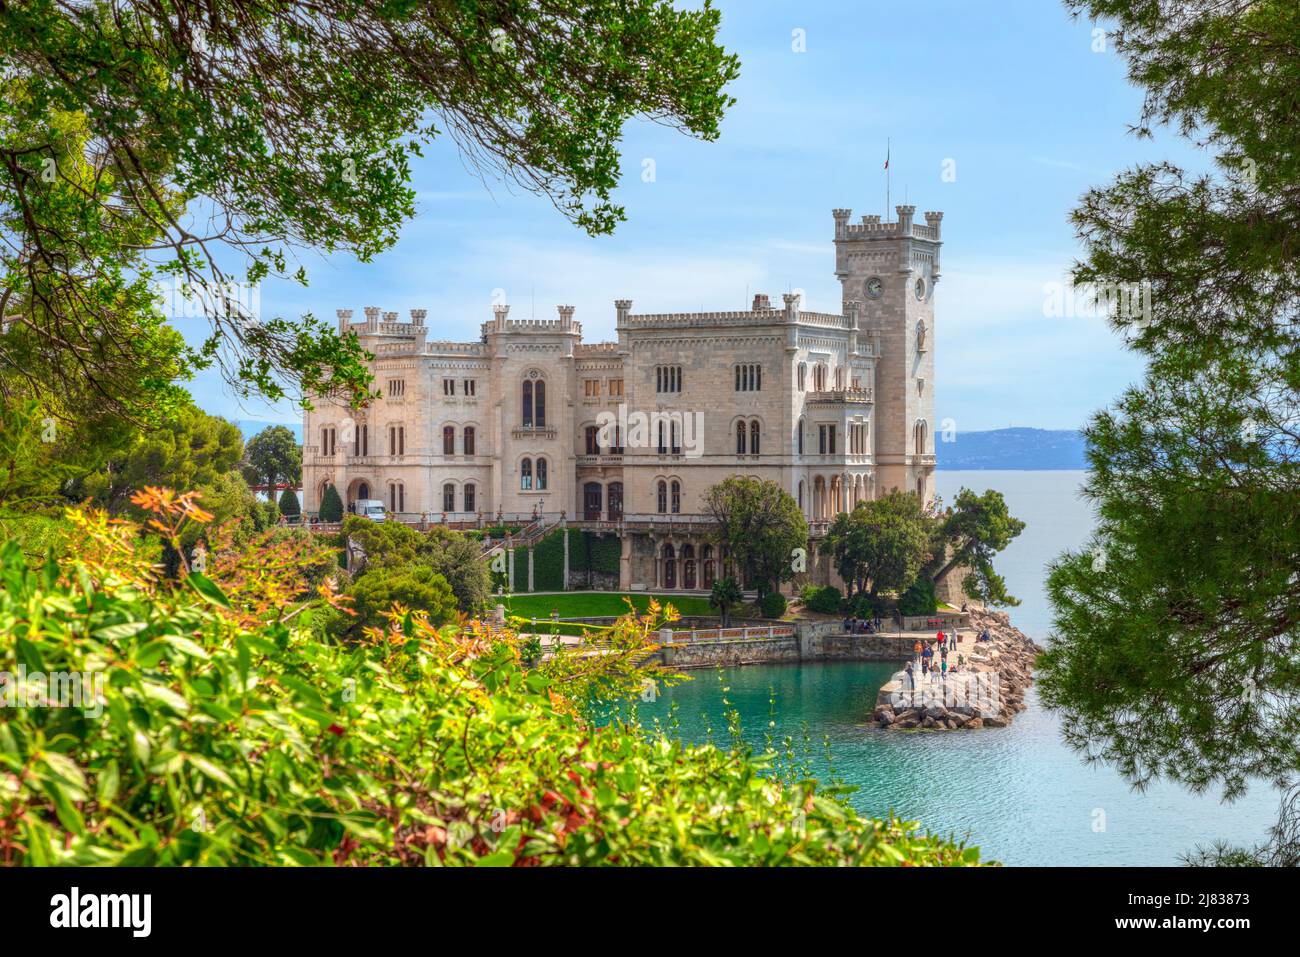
<box><xmin>190</xmin><ymin>0</ymin><xmax>1201</xmax><ymax>433</ymax></box>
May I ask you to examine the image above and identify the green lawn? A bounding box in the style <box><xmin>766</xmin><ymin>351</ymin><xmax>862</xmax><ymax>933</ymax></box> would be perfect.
<box><xmin>503</xmin><ymin>591</ymin><xmax>715</xmax><ymax>620</ymax></box>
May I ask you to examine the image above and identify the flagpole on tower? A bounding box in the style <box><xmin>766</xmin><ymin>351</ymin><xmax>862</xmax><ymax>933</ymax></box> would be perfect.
<box><xmin>885</xmin><ymin>138</ymin><xmax>891</xmax><ymax>222</ymax></box>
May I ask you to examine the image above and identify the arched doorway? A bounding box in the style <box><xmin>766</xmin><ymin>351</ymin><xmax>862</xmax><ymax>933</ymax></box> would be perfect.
<box><xmin>661</xmin><ymin>543</ymin><xmax>676</xmax><ymax>589</ymax></box>
<box><xmin>702</xmin><ymin>545</ymin><xmax>716</xmax><ymax>588</ymax></box>
<box><xmin>682</xmin><ymin>544</ymin><xmax>697</xmax><ymax>589</ymax></box>
<box><xmin>583</xmin><ymin>482</ymin><xmax>603</xmax><ymax>521</ymax></box>
<box><xmin>607</xmin><ymin>482</ymin><xmax>623</xmax><ymax>520</ymax></box>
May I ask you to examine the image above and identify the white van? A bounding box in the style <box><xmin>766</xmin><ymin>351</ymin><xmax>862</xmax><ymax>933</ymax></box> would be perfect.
<box><xmin>354</xmin><ymin>499</ymin><xmax>387</xmax><ymax>522</ymax></box>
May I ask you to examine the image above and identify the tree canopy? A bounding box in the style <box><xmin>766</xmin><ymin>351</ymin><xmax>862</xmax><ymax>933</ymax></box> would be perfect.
<box><xmin>703</xmin><ymin>477</ymin><xmax>807</xmax><ymax>593</ymax></box>
<box><xmin>928</xmin><ymin>488</ymin><xmax>1025</xmax><ymax>606</ymax></box>
<box><xmin>1040</xmin><ymin>0</ymin><xmax>1300</xmax><ymax>861</ymax></box>
<box><xmin>825</xmin><ymin>491</ymin><xmax>933</xmax><ymax>601</ymax></box>
<box><xmin>0</xmin><ymin>0</ymin><xmax>739</xmax><ymax>420</ymax></box>
<box><xmin>243</xmin><ymin>425</ymin><xmax>301</xmax><ymax>493</ymax></box>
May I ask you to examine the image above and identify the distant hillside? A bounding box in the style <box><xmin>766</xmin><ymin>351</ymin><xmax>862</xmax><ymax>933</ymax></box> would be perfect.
<box><xmin>936</xmin><ymin>428</ymin><xmax>1087</xmax><ymax>470</ymax></box>
<box><xmin>237</xmin><ymin>420</ymin><xmax>303</xmax><ymax>443</ymax></box>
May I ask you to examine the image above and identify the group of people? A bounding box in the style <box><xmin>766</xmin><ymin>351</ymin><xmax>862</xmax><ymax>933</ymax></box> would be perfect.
<box><xmin>904</xmin><ymin>630</ymin><xmax>966</xmax><ymax>688</ymax></box>
<box><xmin>842</xmin><ymin>614</ymin><xmax>881</xmax><ymax>635</ymax></box>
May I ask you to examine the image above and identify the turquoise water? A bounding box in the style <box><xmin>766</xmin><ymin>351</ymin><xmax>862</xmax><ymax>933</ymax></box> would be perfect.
<box><xmin>624</xmin><ymin>471</ymin><xmax>1281</xmax><ymax>866</ymax></box>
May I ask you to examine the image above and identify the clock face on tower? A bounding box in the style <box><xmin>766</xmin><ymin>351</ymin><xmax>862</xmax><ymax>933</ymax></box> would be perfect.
<box><xmin>865</xmin><ymin>277</ymin><xmax>884</xmax><ymax>299</ymax></box>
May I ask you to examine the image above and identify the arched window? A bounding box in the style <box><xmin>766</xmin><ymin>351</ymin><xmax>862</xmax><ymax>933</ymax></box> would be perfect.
<box><xmin>443</xmin><ymin>425</ymin><xmax>455</xmax><ymax>455</ymax></box>
<box><xmin>835</xmin><ymin>367</ymin><xmax>844</xmax><ymax>389</ymax></box>
<box><xmin>464</xmin><ymin>483</ymin><xmax>476</xmax><ymax>513</ymax></box>
<box><xmin>671</xmin><ymin>480</ymin><xmax>681</xmax><ymax>514</ymax></box>
<box><xmin>534</xmin><ymin>380</ymin><xmax>547</xmax><ymax>427</ymax></box>
<box><xmin>749</xmin><ymin>420</ymin><xmax>760</xmax><ymax>455</ymax></box>
<box><xmin>389</xmin><ymin>425</ymin><xmax>404</xmax><ymax>456</ymax></box>
<box><xmin>442</xmin><ymin>483</ymin><xmax>455</xmax><ymax>512</ymax></box>
<box><xmin>736</xmin><ymin>420</ymin><xmax>746</xmax><ymax>455</ymax></box>
<box><xmin>797</xmin><ymin>418</ymin><xmax>805</xmax><ymax>455</ymax></box>
<box><xmin>464</xmin><ymin>426</ymin><xmax>475</xmax><ymax>456</ymax></box>
<box><xmin>798</xmin><ymin>480</ymin><xmax>805</xmax><ymax>510</ymax></box>
<box><xmin>520</xmin><ymin>458</ymin><xmax>532</xmax><ymax>490</ymax></box>
<box><xmin>522</xmin><ymin>380</ymin><xmax>533</xmax><ymax>427</ymax></box>
<box><xmin>321</xmin><ymin>426</ymin><xmax>336</xmax><ymax>456</ymax></box>
<box><xmin>682</xmin><ymin>544</ymin><xmax>697</xmax><ymax>589</ymax></box>
<box><xmin>657</xmin><ymin>480</ymin><xmax>668</xmax><ymax>514</ymax></box>
<box><xmin>389</xmin><ymin>482</ymin><xmax>405</xmax><ymax>512</ymax></box>
<box><xmin>657</xmin><ymin>420</ymin><xmax>667</xmax><ymax>455</ymax></box>
<box><xmin>702</xmin><ymin>545</ymin><xmax>716</xmax><ymax>588</ymax></box>
<box><xmin>536</xmin><ymin>456</ymin><xmax>548</xmax><ymax>490</ymax></box>
<box><xmin>798</xmin><ymin>363</ymin><xmax>806</xmax><ymax>391</ymax></box>
<box><xmin>670</xmin><ymin>420</ymin><xmax>680</xmax><ymax>454</ymax></box>
<box><xmin>914</xmin><ymin>419</ymin><xmax>928</xmax><ymax>454</ymax></box>
<box><xmin>661</xmin><ymin>543</ymin><xmax>676</xmax><ymax>589</ymax></box>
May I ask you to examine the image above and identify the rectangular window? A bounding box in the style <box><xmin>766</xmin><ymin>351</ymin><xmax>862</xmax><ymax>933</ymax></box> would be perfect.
<box><xmin>655</xmin><ymin>366</ymin><xmax>682</xmax><ymax>394</ymax></box>
<box><xmin>585</xmin><ymin>426</ymin><xmax>599</xmax><ymax>456</ymax></box>
<box><xmin>464</xmin><ymin>379</ymin><xmax>476</xmax><ymax>396</ymax></box>
<box><xmin>464</xmin><ymin>484</ymin><xmax>476</xmax><ymax>513</ymax></box>
<box><xmin>388</xmin><ymin>378</ymin><xmax>405</xmax><ymax>397</ymax></box>
<box><xmin>443</xmin><ymin>485</ymin><xmax>455</xmax><ymax>512</ymax></box>
<box><xmin>819</xmin><ymin>425</ymin><xmax>837</xmax><ymax>455</ymax></box>
<box><xmin>584</xmin><ymin>379</ymin><xmax>600</xmax><ymax>397</ymax></box>
<box><xmin>609</xmin><ymin>378</ymin><xmax>624</xmax><ymax>398</ymax></box>
<box><xmin>464</xmin><ymin>426</ymin><xmax>475</xmax><ymax>457</ymax></box>
<box><xmin>443</xmin><ymin>378</ymin><xmax>455</xmax><ymax>396</ymax></box>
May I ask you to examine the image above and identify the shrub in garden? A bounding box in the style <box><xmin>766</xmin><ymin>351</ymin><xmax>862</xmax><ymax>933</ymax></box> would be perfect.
<box><xmin>0</xmin><ymin>489</ymin><xmax>984</xmax><ymax>867</ymax></box>
<box><xmin>318</xmin><ymin>484</ymin><xmax>344</xmax><ymax>522</ymax></box>
<box><xmin>806</xmin><ymin>585</ymin><xmax>843</xmax><ymax>615</ymax></box>
<box><xmin>898</xmin><ymin>577</ymin><xmax>938</xmax><ymax>617</ymax></box>
<box><xmin>278</xmin><ymin>487</ymin><xmax>301</xmax><ymax>521</ymax></box>
<box><xmin>759</xmin><ymin>591</ymin><xmax>788</xmax><ymax>619</ymax></box>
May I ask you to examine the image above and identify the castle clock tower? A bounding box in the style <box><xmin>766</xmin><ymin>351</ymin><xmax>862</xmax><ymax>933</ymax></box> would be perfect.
<box><xmin>832</xmin><ymin>205</ymin><xmax>942</xmax><ymax>502</ymax></box>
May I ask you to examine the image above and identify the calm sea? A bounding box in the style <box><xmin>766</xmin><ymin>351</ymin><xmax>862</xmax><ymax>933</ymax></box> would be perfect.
<box><xmin>626</xmin><ymin>470</ymin><xmax>1280</xmax><ymax>866</ymax></box>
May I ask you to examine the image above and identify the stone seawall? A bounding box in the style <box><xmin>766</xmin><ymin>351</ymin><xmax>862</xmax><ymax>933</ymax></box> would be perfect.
<box><xmin>658</xmin><ymin>628</ymin><xmax>920</xmax><ymax>670</ymax></box>
<box><xmin>870</xmin><ymin>609</ymin><xmax>1042</xmax><ymax>731</ymax></box>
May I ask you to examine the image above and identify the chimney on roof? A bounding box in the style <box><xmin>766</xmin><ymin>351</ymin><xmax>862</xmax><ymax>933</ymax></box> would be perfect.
<box><xmin>752</xmin><ymin>293</ymin><xmax>771</xmax><ymax>311</ymax></box>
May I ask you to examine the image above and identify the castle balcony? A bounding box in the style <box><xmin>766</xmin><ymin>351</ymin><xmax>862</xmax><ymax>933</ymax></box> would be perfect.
<box><xmin>512</xmin><ymin>426</ymin><xmax>558</xmax><ymax>440</ymax></box>
<box><xmin>575</xmin><ymin>453</ymin><xmax>624</xmax><ymax>467</ymax></box>
<box><xmin>806</xmin><ymin>387</ymin><xmax>873</xmax><ymax>406</ymax></box>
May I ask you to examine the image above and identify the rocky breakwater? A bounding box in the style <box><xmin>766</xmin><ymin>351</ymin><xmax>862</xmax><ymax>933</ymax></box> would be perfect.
<box><xmin>870</xmin><ymin>609</ymin><xmax>1042</xmax><ymax>731</ymax></box>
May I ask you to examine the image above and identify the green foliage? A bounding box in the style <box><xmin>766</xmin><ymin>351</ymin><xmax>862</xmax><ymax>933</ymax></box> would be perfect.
<box><xmin>504</xmin><ymin>592</ymin><xmax>714</xmax><ymax>620</ymax></box>
<box><xmin>318</xmin><ymin>485</ymin><xmax>343</xmax><ymax>523</ymax></box>
<box><xmin>703</xmin><ymin>477</ymin><xmax>807</xmax><ymax>592</ymax></box>
<box><xmin>709</xmin><ymin>576</ymin><xmax>744</xmax><ymax>626</ymax></box>
<box><xmin>243</xmin><ymin>426</ymin><xmax>302</xmax><ymax>493</ymax></box>
<box><xmin>346</xmin><ymin>564</ymin><xmax>458</xmax><ymax>635</ymax></box>
<box><xmin>805</xmin><ymin>586</ymin><xmax>843</xmax><ymax>615</ymax></box>
<box><xmin>0</xmin><ymin>1</ymin><xmax>738</xmax><ymax>415</ymax></box>
<box><xmin>341</xmin><ymin>516</ymin><xmax>489</xmax><ymax>614</ymax></box>
<box><xmin>929</xmin><ymin>488</ymin><xmax>1025</xmax><ymax>606</ymax></box>
<box><xmin>532</xmin><ymin>530</ymin><xmax>567</xmax><ymax>592</ymax></box>
<box><xmin>74</xmin><ymin>404</ymin><xmax>244</xmax><ymax>514</ymax></box>
<box><xmin>0</xmin><ymin>509</ymin><xmax>980</xmax><ymax>867</ymax></box>
<box><xmin>278</xmin><ymin>487</ymin><xmax>301</xmax><ymax>519</ymax></box>
<box><xmin>759</xmin><ymin>591</ymin><xmax>787</xmax><ymax>619</ymax></box>
<box><xmin>1041</xmin><ymin>1</ymin><xmax>1300</xmax><ymax>861</ymax></box>
<box><xmin>570</xmin><ymin>531</ymin><xmax>621</xmax><ymax>576</ymax></box>
<box><xmin>826</xmin><ymin>492</ymin><xmax>933</xmax><ymax>600</ymax></box>
<box><xmin>898</xmin><ymin>578</ymin><xmax>938</xmax><ymax>617</ymax></box>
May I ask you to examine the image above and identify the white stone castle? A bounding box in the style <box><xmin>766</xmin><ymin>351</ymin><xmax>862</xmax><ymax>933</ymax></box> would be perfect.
<box><xmin>302</xmin><ymin>205</ymin><xmax>941</xmax><ymax>590</ymax></box>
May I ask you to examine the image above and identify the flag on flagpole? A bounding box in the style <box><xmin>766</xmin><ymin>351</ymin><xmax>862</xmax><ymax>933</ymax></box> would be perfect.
<box><xmin>884</xmin><ymin>141</ymin><xmax>890</xmax><ymax>170</ymax></box>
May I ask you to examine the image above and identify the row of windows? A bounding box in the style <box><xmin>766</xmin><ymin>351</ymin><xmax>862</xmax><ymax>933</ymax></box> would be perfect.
<box><xmin>584</xmin><ymin>425</ymin><xmax>625</xmax><ymax>455</ymax></box>
<box><xmin>735</xmin><ymin>419</ymin><xmax>761</xmax><ymax>455</ymax></box>
<box><xmin>796</xmin><ymin>363</ymin><xmax>856</xmax><ymax>392</ymax></box>
<box><xmin>583</xmin><ymin>378</ymin><xmax>624</xmax><ymax>398</ymax></box>
<box><xmin>442</xmin><ymin>483</ymin><xmax>476</xmax><ymax>512</ymax></box>
<box><xmin>734</xmin><ymin>364</ymin><xmax>762</xmax><ymax>391</ymax></box>
<box><xmin>442</xmin><ymin>425</ymin><xmax>476</xmax><ymax>456</ymax></box>
<box><xmin>521</xmin><ymin>380</ymin><xmax>547</xmax><ymax>428</ymax></box>
<box><xmin>443</xmin><ymin>378</ymin><xmax>478</xmax><ymax>396</ymax></box>
<box><xmin>655</xmin><ymin>365</ymin><xmax>682</xmax><ymax>393</ymax></box>
<box><xmin>520</xmin><ymin>457</ymin><xmax>549</xmax><ymax>491</ymax></box>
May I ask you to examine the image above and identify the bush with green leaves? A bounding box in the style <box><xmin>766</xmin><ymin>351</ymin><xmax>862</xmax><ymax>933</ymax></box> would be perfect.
<box><xmin>318</xmin><ymin>485</ymin><xmax>344</xmax><ymax>523</ymax></box>
<box><xmin>805</xmin><ymin>586</ymin><xmax>843</xmax><ymax>615</ymax></box>
<box><xmin>346</xmin><ymin>564</ymin><xmax>457</xmax><ymax>636</ymax></box>
<box><xmin>278</xmin><ymin>487</ymin><xmax>301</xmax><ymax>520</ymax></box>
<box><xmin>0</xmin><ymin>499</ymin><xmax>984</xmax><ymax>867</ymax></box>
<box><xmin>898</xmin><ymin>578</ymin><xmax>938</xmax><ymax>617</ymax></box>
<box><xmin>759</xmin><ymin>591</ymin><xmax>787</xmax><ymax>619</ymax></box>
